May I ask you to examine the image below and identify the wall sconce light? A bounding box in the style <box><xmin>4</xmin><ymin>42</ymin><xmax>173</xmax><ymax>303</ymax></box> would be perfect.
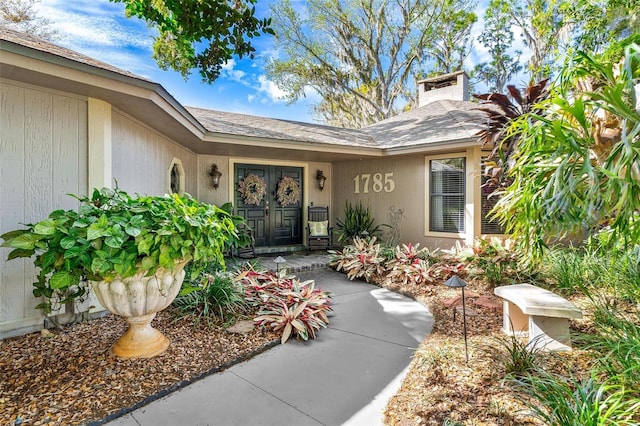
<box><xmin>209</xmin><ymin>164</ymin><xmax>222</xmax><ymax>190</ymax></box>
<box><xmin>316</xmin><ymin>169</ymin><xmax>327</xmax><ymax>191</ymax></box>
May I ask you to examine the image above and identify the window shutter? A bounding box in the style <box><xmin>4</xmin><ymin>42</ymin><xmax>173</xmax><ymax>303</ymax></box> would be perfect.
<box><xmin>481</xmin><ymin>174</ymin><xmax>505</xmax><ymax>234</ymax></box>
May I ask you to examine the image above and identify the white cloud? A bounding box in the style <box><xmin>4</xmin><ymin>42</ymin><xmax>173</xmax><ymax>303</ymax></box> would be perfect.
<box><xmin>28</xmin><ymin>0</ymin><xmax>315</xmax><ymax>121</ymax></box>
<box><xmin>34</xmin><ymin>0</ymin><xmax>155</xmax><ymax>75</ymax></box>
<box><xmin>221</xmin><ymin>59</ymin><xmax>248</xmax><ymax>83</ymax></box>
<box><xmin>257</xmin><ymin>75</ymin><xmax>286</xmax><ymax>102</ymax></box>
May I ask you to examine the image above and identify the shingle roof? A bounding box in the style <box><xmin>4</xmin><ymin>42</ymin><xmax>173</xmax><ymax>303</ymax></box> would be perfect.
<box><xmin>2</xmin><ymin>25</ymin><xmax>485</xmax><ymax>151</ymax></box>
<box><xmin>364</xmin><ymin>100</ymin><xmax>486</xmax><ymax>148</ymax></box>
<box><xmin>187</xmin><ymin>107</ymin><xmax>378</xmax><ymax>147</ymax></box>
<box><xmin>0</xmin><ymin>25</ymin><xmax>150</xmax><ymax>82</ymax></box>
<box><xmin>189</xmin><ymin>100</ymin><xmax>485</xmax><ymax>150</ymax></box>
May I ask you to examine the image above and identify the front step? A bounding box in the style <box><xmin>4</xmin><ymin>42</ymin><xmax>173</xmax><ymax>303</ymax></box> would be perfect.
<box><xmin>254</xmin><ymin>245</ymin><xmax>306</xmax><ymax>255</ymax></box>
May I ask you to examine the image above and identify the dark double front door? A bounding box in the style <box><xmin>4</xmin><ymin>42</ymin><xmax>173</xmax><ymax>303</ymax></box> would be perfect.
<box><xmin>235</xmin><ymin>164</ymin><xmax>303</xmax><ymax>247</ymax></box>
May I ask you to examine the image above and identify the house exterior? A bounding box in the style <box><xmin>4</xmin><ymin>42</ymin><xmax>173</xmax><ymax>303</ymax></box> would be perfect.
<box><xmin>0</xmin><ymin>27</ymin><xmax>502</xmax><ymax>338</ymax></box>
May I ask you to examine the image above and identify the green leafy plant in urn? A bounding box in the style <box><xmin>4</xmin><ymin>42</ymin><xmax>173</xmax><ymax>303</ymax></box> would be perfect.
<box><xmin>1</xmin><ymin>187</ymin><xmax>237</xmax><ymax>358</ymax></box>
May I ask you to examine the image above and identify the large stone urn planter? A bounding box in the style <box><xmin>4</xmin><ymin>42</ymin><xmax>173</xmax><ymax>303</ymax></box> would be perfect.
<box><xmin>91</xmin><ymin>260</ymin><xmax>188</xmax><ymax>358</ymax></box>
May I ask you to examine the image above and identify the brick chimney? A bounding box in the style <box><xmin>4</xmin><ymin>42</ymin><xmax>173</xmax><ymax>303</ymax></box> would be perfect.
<box><xmin>417</xmin><ymin>71</ymin><xmax>469</xmax><ymax>107</ymax></box>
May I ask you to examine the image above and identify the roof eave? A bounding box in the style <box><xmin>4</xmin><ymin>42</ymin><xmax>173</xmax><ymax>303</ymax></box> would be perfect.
<box><xmin>0</xmin><ymin>39</ymin><xmax>207</xmax><ymax>137</ymax></box>
<box><xmin>382</xmin><ymin>137</ymin><xmax>480</xmax><ymax>156</ymax></box>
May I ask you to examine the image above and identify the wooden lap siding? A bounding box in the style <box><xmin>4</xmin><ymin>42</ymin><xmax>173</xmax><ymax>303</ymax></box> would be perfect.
<box><xmin>0</xmin><ymin>82</ymin><xmax>88</xmax><ymax>338</ymax></box>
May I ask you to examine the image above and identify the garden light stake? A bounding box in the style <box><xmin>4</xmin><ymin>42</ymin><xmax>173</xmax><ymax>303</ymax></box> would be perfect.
<box><xmin>444</xmin><ymin>275</ymin><xmax>469</xmax><ymax>364</ymax></box>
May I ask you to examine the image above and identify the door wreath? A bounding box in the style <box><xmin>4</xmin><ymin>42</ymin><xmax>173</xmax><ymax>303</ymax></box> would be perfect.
<box><xmin>276</xmin><ymin>176</ymin><xmax>300</xmax><ymax>207</ymax></box>
<box><xmin>238</xmin><ymin>173</ymin><xmax>266</xmax><ymax>205</ymax></box>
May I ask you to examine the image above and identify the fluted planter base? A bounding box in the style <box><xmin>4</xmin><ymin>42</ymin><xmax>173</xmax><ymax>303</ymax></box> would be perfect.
<box><xmin>111</xmin><ymin>313</ymin><xmax>169</xmax><ymax>358</ymax></box>
<box><xmin>91</xmin><ymin>261</ymin><xmax>187</xmax><ymax>359</ymax></box>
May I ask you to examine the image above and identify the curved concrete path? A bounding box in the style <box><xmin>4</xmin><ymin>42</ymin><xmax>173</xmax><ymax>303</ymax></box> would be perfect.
<box><xmin>106</xmin><ymin>269</ymin><xmax>433</xmax><ymax>426</ymax></box>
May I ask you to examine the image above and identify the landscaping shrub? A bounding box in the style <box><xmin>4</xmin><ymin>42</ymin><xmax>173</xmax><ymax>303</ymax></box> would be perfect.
<box><xmin>329</xmin><ymin>236</ymin><xmax>387</xmax><ymax>283</ymax></box>
<box><xmin>542</xmin><ymin>247</ymin><xmax>608</xmax><ymax>295</ymax></box>
<box><xmin>331</xmin><ymin>238</ymin><xmax>466</xmax><ymax>285</ymax></box>
<box><xmin>595</xmin><ymin>250</ymin><xmax>640</xmax><ymax>302</ymax></box>
<box><xmin>238</xmin><ymin>268</ymin><xmax>333</xmax><ymax>344</ymax></box>
<box><xmin>580</xmin><ymin>302</ymin><xmax>640</xmax><ymax>397</ymax></box>
<box><xmin>173</xmin><ymin>262</ymin><xmax>248</xmax><ymax>326</ymax></box>
<box><xmin>514</xmin><ymin>372</ymin><xmax>640</xmax><ymax>425</ymax></box>
<box><xmin>481</xmin><ymin>333</ymin><xmax>543</xmax><ymax>379</ymax></box>
<box><xmin>335</xmin><ymin>201</ymin><xmax>387</xmax><ymax>243</ymax></box>
<box><xmin>543</xmin><ymin>240</ymin><xmax>640</xmax><ymax>300</ymax></box>
<box><xmin>385</xmin><ymin>243</ymin><xmax>436</xmax><ymax>286</ymax></box>
<box><xmin>462</xmin><ymin>239</ymin><xmax>521</xmax><ymax>287</ymax></box>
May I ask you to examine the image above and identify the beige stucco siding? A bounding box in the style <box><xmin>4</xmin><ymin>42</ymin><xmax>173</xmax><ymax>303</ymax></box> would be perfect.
<box><xmin>306</xmin><ymin>161</ymin><xmax>332</xmax><ymax>209</ymax></box>
<box><xmin>0</xmin><ymin>80</ymin><xmax>88</xmax><ymax>338</ymax></box>
<box><xmin>332</xmin><ymin>155</ymin><xmax>428</xmax><ymax>247</ymax></box>
<box><xmin>111</xmin><ymin>110</ymin><xmax>198</xmax><ymax>197</ymax></box>
<box><xmin>333</xmin><ymin>147</ymin><xmax>486</xmax><ymax>250</ymax></box>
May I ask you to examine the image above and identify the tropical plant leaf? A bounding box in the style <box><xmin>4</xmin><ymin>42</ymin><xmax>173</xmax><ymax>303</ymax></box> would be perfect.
<box><xmin>49</xmin><ymin>271</ymin><xmax>76</xmax><ymax>290</ymax></box>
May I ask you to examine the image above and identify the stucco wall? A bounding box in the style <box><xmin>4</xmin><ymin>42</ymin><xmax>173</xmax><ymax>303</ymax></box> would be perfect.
<box><xmin>332</xmin><ymin>149</ymin><xmax>486</xmax><ymax>251</ymax></box>
<box><xmin>332</xmin><ymin>154</ymin><xmax>433</xmax><ymax>247</ymax></box>
<box><xmin>111</xmin><ymin>110</ymin><xmax>198</xmax><ymax>196</ymax></box>
<box><xmin>306</xmin><ymin>161</ymin><xmax>332</xmax><ymax>209</ymax></box>
<box><xmin>0</xmin><ymin>80</ymin><xmax>88</xmax><ymax>338</ymax></box>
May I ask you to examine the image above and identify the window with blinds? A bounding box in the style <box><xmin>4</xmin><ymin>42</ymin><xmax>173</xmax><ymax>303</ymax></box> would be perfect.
<box><xmin>481</xmin><ymin>174</ymin><xmax>505</xmax><ymax>234</ymax></box>
<box><xmin>430</xmin><ymin>157</ymin><xmax>465</xmax><ymax>233</ymax></box>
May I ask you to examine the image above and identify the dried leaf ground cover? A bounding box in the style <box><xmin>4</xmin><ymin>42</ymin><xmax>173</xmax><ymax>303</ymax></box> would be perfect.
<box><xmin>381</xmin><ymin>276</ymin><xmax>595</xmax><ymax>425</ymax></box>
<box><xmin>0</xmin><ymin>310</ymin><xmax>278</xmax><ymax>425</ymax></box>
<box><xmin>0</xmin><ymin>262</ymin><xmax>625</xmax><ymax>426</ymax></box>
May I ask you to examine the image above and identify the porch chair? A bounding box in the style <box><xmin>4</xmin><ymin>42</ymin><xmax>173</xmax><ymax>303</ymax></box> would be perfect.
<box><xmin>306</xmin><ymin>206</ymin><xmax>333</xmax><ymax>253</ymax></box>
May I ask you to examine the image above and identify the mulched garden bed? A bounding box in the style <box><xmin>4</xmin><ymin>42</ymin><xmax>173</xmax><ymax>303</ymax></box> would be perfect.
<box><xmin>1</xmin><ymin>272</ymin><xmax>594</xmax><ymax>425</ymax></box>
<box><xmin>381</xmin><ymin>276</ymin><xmax>593</xmax><ymax>425</ymax></box>
<box><xmin>0</xmin><ymin>311</ymin><xmax>278</xmax><ymax>425</ymax></box>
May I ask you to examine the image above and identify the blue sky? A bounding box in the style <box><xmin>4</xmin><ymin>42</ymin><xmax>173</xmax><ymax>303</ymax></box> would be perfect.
<box><xmin>35</xmin><ymin>0</ymin><xmax>507</xmax><ymax>124</ymax></box>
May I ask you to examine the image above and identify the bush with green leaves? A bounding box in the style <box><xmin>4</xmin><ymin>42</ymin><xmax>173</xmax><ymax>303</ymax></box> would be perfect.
<box><xmin>238</xmin><ymin>268</ymin><xmax>333</xmax><ymax>344</ymax></box>
<box><xmin>335</xmin><ymin>201</ymin><xmax>387</xmax><ymax>244</ymax></box>
<box><xmin>484</xmin><ymin>40</ymin><xmax>640</xmax><ymax>259</ymax></box>
<box><xmin>218</xmin><ymin>201</ymin><xmax>254</xmax><ymax>254</ymax></box>
<box><xmin>462</xmin><ymin>239</ymin><xmax>521</xmax><ymax>287</ymax></box>
<box><xmin>328</xmin><ymin>236</ymin><xmax>387</xmax><ymax>283</ymax></box>
<box><xmin>0</xmin><ymin>187</ymin><xmax>237</xmax><ymax>313</ymax></box>
<box><xmin>584</xmin><ymin>233</ymin><xmax>640</xmax><ymax>301</ymax></box>
<box><xmin>542</xmin><ymin>247</ymin><xmax>606</xmax><ymax>296</ymax></box>
<box><xmin>542</xmin><ymin>242</ymin><xmax>640</xmax><ymax>300</ymax></box>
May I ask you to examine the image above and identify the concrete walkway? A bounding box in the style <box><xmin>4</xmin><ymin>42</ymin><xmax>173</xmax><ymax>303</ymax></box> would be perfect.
<box><xmin>106</xmin><ymin>268</ymin><xmax>433</xmax><ymax>426</ymax></box>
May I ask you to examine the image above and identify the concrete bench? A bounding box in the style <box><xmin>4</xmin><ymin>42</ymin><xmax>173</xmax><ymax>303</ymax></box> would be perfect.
<box><xmin>494</xmin><ymin>284</ymin><xmax>582</xmax><ymax>351</ymax></box>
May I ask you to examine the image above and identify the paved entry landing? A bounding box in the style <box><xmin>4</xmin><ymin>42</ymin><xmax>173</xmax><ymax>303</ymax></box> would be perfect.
<box><xmin>107</xmin><ymin>269</ymin><xmax>433</xmax><ymax>426</ymax></box>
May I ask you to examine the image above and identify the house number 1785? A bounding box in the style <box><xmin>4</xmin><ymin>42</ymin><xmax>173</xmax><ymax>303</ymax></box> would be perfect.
<box><xmin>353</xmin><ymin>173</ymin><xmax>396</xmax><ymax>193</ymax></box>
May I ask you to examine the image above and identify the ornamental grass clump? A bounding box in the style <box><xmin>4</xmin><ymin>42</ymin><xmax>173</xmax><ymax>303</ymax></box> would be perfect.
<box><xmin>0</xmin><ymin>187</ymin><xmax>237</xmax><ymax>314</ymax></box>
<box><xmin>580</xmin><ymin>302</ymin><xmax>640</xmax><ymax>397</ymax></box>
<box><xmin>237</xmin><ymin>268</ymin><xmax>332</xmax><ymax>344</ymax></box>
<box><xmin>514</xmin><ymin>372</ymin><xmax>640</xmax><ymax>425</ymax></box>
<box><xmin>172</xmin><ymin>265</ymin><xmax>248</xmax><ymax>327</ymax></box>
<box><xmin>480</xmin><ymin>333</ymin><xmax>544</xmax><ymax>379</ymax></box>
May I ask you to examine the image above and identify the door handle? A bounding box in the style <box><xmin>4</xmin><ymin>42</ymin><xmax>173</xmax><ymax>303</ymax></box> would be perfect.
<box><xmin>265</xmin><ymin>200</ymin><xmax>269</xmax><ymax>216</ymax></box>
